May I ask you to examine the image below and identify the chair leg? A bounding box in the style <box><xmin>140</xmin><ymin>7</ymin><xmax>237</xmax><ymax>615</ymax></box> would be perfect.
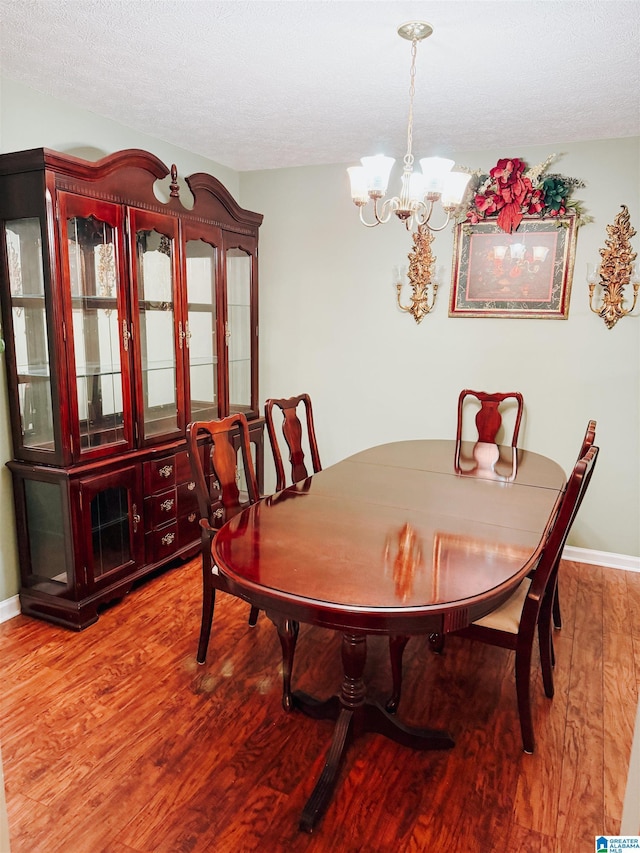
<box><xmin>552</xmin><ymin>586</ymin><xmax>562</xmax><ymax>629</ymax></box>
<box><xmin>386</xmin><ymin>635</ymin><xmax>409</xmax><ymax>714</ymax></box>
<box><xmin>248</xmin><ymin>605</ymin><xmax>260</xmax><ymax>626</ymax></box>
<box><xmin>515</xmin><ymin>643</ymin><xmax>535</xmax><ymax>754</ymax></box>
<box><xmin>538</xmin><ymin>620</ymin><xmax>555</xmax><ymax>699</ymax></box>
<box><xmin>197</xmin><ymin>584</ymin><xmax>216</xmax><ymax>665</ymax></box>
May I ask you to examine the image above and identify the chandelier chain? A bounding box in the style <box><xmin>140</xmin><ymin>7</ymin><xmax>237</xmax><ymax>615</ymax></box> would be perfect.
<box><xmin>404</xmin><ymin>37</ymin><xmax>418</xmax><ymax>171</ymax></box>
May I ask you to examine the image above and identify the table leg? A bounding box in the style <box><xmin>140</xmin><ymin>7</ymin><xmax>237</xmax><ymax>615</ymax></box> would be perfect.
<box><xmin>295</xmin><ymin>632</ymin><xmax>454</xmax><ymax>833</ymax></box>
<box><xmin>268</xmin><ymin>612</ymin><xmax>299</xmax><ymax>712</ymax></box>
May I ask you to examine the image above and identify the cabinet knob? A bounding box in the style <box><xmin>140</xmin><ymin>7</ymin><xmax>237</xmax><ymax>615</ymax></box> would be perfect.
<box><xmin>159</xmin><ymin>464</ymin><xmax>173</xmax><ymax>478</ymax></box>
<box><xmin>160</xmin><ymin>498</ymin><xmax>175</xmax><ymax>513</ymax></box>
<box><xmin>161</xmin><ymin>531</ymin><xmax>175</xmax><ymax>546</ymax></box>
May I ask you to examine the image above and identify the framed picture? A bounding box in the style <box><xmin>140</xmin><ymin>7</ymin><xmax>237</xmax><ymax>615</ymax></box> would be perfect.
<box><xmin>449</xmin><ymin>214</ymin><xmax>577</xmax><ymax>318</ymax></box>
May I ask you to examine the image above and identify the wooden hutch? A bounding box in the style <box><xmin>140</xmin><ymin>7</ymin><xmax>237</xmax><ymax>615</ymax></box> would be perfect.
<box><xmin>0</xmin><ymin>147</ymin><xmax>263</xmax><ymax>628</ymax></box>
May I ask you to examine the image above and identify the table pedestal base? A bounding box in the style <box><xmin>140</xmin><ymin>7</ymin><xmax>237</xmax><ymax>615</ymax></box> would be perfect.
<box><xmin>292</xmin><ymin>632</ymin><xmax>454</xmax><ymax>833</ymax></box>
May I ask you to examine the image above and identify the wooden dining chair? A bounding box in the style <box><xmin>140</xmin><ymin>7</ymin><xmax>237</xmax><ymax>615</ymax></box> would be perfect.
<box><xmin>549</xmin><ymin>418</ymin><xmax>597</xmax><ymax>630</ymax></box>
<box><xmin>265</xmin><ymin>393</ymin><xmax>322</xmax><ymax>491</ymax></box>
<box><xmin>388</xmin><ymin>444</ymin><xmax>599</xmax><ymax>754</ymax></box>
<box><xmin>456</xmin><ymin>389</ymin><xmax>524</xmax><ymax>446</ymax></box>
<box><xmin>187</xmin><ymin>413</ymin><xmax>261</xmax><ymax>664</ymax></box>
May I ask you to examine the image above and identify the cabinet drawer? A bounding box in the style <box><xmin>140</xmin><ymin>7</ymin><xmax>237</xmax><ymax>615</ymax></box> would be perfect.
<box><xmin>177</xmin><ymin>479</ymin><xmax>199</xmax><ymax>514</ymax></box>
<box><xmin>146</xmin><ymin>522</ymin><xmax>178</xmax><ymax>564</ymax></box>
<box><xmin>178</xmin><ymin>510</ymin><xmax>201</xmax><ymax>549</ymax></box>
<box><xmin>144</xmin><ymin>456</ymin><xmax>178</xmax><ymax>492</ymax></box>
<box><xmin>175</xmin><ymin>450</ymin><xmax>194</xmax><ymax>481</ymax></box>
<box><xmin>148</xmin><ymin>487</ymin><xmax>177</xmax><ymax>527</ymax></box>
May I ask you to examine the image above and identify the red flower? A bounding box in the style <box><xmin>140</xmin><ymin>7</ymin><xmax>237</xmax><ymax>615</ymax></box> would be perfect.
<box><xmin>475</xmin><ymin>191</ymin><xmax>502</xmax><ymax>216</ymax></box>
<box><xmin>528</xmin><ymin>189</ymin><xmax>545</xmax><ymax>215</ymax></box>
<box><xmin>490</xmin><ymin>158</ymin><xmax>526</xmax><ymax>186</ymax></box>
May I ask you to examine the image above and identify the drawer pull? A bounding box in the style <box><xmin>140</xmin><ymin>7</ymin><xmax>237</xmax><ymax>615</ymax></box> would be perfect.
<box><xmin>161</xmin><ymin>532</ymin><xmax>176</xmax><ymax>546</ymax></box>
<box><xmin>188</xmin><ymin>512</ymin><xmax>197</xmax><ymax>522</ymax></box>
<box><xmin>213</xmin><ymin>508</ymin><xmax>224</xmax><ymax>520</ymax></box>
<box><xmin>159</xmin><ymin>464</ymin><xmax>173</xmax><ymax>478</ymax></box>
<box><xmin>160</xmin><ymin>498</ymin><xmax>175</xmax><ymax>513</ymax></box>
<box><xmin>188</xmin><ymin>481</ymin><xmax>196</xmax><ymax>491</ymax></box>
<box><xmin>132</xmin><ymin>503</ymin><xmax>140</xmax><ymax>534</ymax></box>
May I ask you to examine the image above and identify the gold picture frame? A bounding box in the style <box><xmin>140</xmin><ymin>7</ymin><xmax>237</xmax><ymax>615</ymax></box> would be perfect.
<box><xmin>449</xmin><ymin>214</ymin><xmax>577</xmax><ymax>319</ymax></box>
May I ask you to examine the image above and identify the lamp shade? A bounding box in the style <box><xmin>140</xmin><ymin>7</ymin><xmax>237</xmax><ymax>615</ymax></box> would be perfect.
<box><xmin>407</xmin><ymin>171</ymin><xmax>427</xmax><ymax>204</ymax></box>
<box><xmin>348</xmin><ymin>166</ymin><xmax>370</xmax><ymax>204</ymax></box>
<box><xmin>419</xmin><ymin>157</ymin><xmax>454</xmax><ymax>195</ymax></box>
<box><xmin>440</xmin><ymin>171</ymin><xmax>472</xmax><ymax>208</ymax></box>
<box><xmin>361</xmin><ymin>155</ymin><xmax>395</xmax><ymax>194</ymax></box>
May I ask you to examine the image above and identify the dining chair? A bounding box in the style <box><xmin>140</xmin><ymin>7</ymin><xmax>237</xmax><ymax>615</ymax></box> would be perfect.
<box><xmin>265</xmin><ymin>393</ymin><xmax>322</xmax><ymax>491</ymax></box>
<box><xmin>186</xmin><ymin>413</ymin><xmax>261</xmax><ymax>664</ymax></box>
<box><xmin>549</xmin><ymin>418</ymin><xmax>597</xmax><ymax>630</ymax></box>
<box><xmin>388</xmin><ymin>444</ymin><xmax>599</xmax><ymax>754</ymax></box>
<box><xmin>456</xmin><ymin>389</ymin><xmax>524</xmax><ymax>446</ymax></box>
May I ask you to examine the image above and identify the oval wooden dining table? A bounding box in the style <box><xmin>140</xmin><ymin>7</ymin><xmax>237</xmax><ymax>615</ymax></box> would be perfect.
<box><xmin>211</xmin><ymin>438</ymin><xmax>566</xmax><ymax>832</ymax></box>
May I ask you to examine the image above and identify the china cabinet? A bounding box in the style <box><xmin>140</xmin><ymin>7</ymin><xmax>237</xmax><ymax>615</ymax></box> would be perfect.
<box><xmin>0</xmin><ymin>147</ymin><xmax>263</xmax><ymax>628</ymax></box>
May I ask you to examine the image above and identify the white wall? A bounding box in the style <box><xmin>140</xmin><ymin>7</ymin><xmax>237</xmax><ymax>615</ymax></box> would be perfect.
<box><xmin>241</xmin><ymin>138</ymin><xmax>640</xmax><ymax>558</ymax></box>
<box><xmin>0</xmin><ymin>75</ymin><xmax>638</xmax><ymax>606</ymax></box>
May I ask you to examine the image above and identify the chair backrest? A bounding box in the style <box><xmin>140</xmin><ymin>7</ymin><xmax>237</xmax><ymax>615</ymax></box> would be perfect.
<box><xmin>527</xmin><ymin>445</ymin><xmax>599</xmax><ymax>605</ymax></box>
<box><xmin>265</xmin><ymin>394</ymin><xmax>322</xmax><ymax>491</ymax></box>
<box><xmin>456</xmin><ymin>389</ymin><xmax>524</xmax><ymax>446</ymax></box>
<box><xmin>186</xmin><ymin>413</ymin><xmax>259</xmax><ymax>530</ymax></box>
<box><xmin>577</xmin><ymin>419</ymin><xmax>597</xmax><ymax>461</ymax></box>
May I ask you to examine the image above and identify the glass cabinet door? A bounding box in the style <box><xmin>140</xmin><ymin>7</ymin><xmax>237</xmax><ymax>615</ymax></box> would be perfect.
<box><xmin>184</xmin><ymin>234</ymin><xmax>220</xmax><ymax>421</ymax></box>
<box><xmin>78</xmin><ymin>466</ymin><xmax>143</xmax><ymax>589</ymax></box>
<box><xmin>129</xmin><ymin>209</ymin><xmax>184</xmax><ymax>444</ymax></box>
<box><xmin>59</xmin><ymin>193</ymin><xmax>134</xmax><ymax>459</ymax></box>
<box><xmin>225</xmin><ymin>242</ymin><xmax>257</xmax><ymax>417</ymax></box>
<box><xmin>3</xmin><ymin>218</ymin><xmax>55</xmax><ymax>454</ymax></box>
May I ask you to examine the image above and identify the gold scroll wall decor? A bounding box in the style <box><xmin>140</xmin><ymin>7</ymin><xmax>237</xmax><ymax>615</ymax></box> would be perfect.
<box><xmin>589</xmin><ymin>204</ymin><xmax>639</xmax><ymax>328</ymax></box>
<box><xmin>396</xmin><ymin>223</ymin><xmax>438</xmax><ymax>323</ymax></box>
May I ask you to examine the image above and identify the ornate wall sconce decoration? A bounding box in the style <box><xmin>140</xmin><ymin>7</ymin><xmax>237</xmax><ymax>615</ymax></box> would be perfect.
<box><xmin>588</xmin><ymin>204</ymin><xmax>639</xmax><ymax>328</ymax></box>
<box><xmin>395</xmin><ymin>223</ymin><xmax>440</xmax><ymax>323</ymax></box>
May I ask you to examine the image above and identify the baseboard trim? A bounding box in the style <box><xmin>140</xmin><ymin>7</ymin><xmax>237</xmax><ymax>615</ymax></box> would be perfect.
<box><xmin>0</xmin><ymin>547</ymin><xmax>637</xmax><ymax>625</ymax></box>
<box><xmin>563</xmin><ymin>545</ymin><xmax>640</xmax><ymax>573</ymax></box>
<box><xmin>0</xmin><ymin>595</ymin><xmax>20</xmax><ymax>625</ymax></box>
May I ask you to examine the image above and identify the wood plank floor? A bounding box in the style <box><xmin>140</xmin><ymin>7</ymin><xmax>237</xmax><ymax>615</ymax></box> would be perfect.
<box><xmin>0</xmin><ymin>558</ymin><xmax>637</xmax><ymax>852</ymax></box>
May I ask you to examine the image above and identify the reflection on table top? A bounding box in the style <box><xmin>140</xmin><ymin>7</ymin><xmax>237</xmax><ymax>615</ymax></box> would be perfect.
<box><xmin>212</xmin><ymin>439</ymin><xmax>565</xmax><ymax>632</ymax></box>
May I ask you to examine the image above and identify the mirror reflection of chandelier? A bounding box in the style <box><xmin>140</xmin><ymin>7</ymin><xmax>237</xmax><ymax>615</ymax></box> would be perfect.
<box><xmin>493</xmin><ymin>242</ymin><xmax>550</xmax><ymax>272</ymax></box>
<box><xmin>347</xmin><ymin>21</ymin><xmax>471</xmax><ymax>233</ymax></box>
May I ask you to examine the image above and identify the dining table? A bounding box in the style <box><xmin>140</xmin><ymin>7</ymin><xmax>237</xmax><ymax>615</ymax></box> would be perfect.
<box><xmin>211</xmin><ymin>438</ymin><xmax>566</xmax><ymax>831</ymax></box>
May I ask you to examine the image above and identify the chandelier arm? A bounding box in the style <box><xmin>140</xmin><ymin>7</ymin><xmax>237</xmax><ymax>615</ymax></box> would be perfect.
<box><xmin>415</xmin><ymin>208</ymin><xmax>452</xmax><ymax>232</ymax></box>
<box><xmin>358</xmin><ymin>198</ymin><xmax>396</xmax><ymax>228</ymax></box>
<box><xmin>358</xmin><ymin>209</ymin><xmax>382</xmax><ymax>228</ymax></box>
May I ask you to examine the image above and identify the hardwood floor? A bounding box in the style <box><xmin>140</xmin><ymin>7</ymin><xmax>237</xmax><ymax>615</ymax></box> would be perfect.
<box><xmin>1</xmin><ymin>558</ymin><xmax>637</xmax><ymax>852</ymax></box>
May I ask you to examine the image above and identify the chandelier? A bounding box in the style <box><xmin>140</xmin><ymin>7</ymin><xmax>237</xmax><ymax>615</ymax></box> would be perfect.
<box><xmin>348</xmin><ymin>22</ymin><xmax>470</xmax><ymax>232</ymax></box>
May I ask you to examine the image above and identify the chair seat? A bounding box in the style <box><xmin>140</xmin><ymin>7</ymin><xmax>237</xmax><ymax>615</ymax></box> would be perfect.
<box><xmin>473</xmin><ymin>578</ymin><xmax>531</xmax><ymax>634</ymax></box>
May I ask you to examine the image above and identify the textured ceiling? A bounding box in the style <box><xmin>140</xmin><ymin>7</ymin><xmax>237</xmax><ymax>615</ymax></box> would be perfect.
<box><xmin>1</xmin><ymin>0</ymin><xmax>639</xmax><ymax>171</ymax></box>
